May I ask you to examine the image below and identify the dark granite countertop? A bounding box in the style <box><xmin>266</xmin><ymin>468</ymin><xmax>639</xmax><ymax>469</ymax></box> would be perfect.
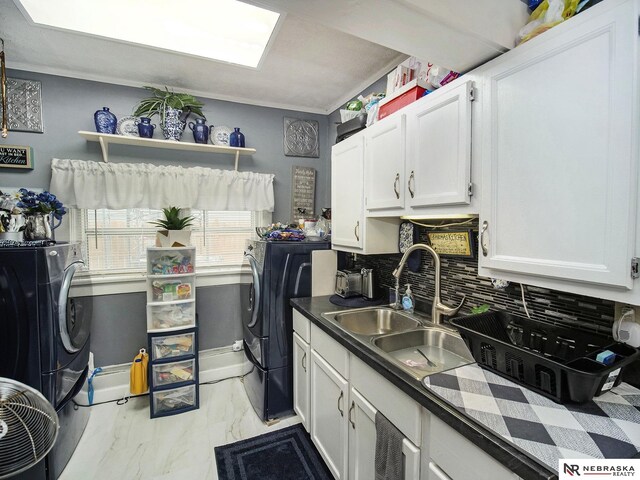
<box><xmin>290</xmin><ymin>296</ymin><xmax>560</xmax><ymax>480</ymax></box>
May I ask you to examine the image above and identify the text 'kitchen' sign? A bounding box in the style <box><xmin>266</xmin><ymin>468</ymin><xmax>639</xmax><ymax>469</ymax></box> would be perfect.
<box><xmin>0</xmin><ymin>145</ymin><xmax>33</xmax><ymax>170</ymax></box>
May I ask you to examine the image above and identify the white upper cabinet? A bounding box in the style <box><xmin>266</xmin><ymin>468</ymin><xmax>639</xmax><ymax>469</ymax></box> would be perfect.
<box><xmin>364</xmin><ymin>114</ymin><xmax>406</xmax><ymax>211</ymax></box>
<box><xmin>479</xmin><ymin>0</ymin><xmax>639</xmax><ymax>290</ymax></box>
<box><xmin>332</xmin><ymin>134</ymin><xmax>400</xmax><ymax>254</ymax></box>
<box><xmin>332</xmin><ymin>135</ymin><xmax>365</xmax><ymax>250</ymax></box>
<box><xmin>406</xmin><ymin>80</ymin><xmax>474</xmax><ymax>209</ymax></box>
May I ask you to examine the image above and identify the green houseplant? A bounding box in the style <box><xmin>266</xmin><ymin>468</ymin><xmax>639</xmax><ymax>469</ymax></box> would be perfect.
<box><xmin>151</xmin><ymin>207</ymin><xmax>196</xmax><ymax>247</ymax></box>
<box><xmin>133</xmin><ymin>86</ymin><xmax>205</xmax><ymax>141</ymax></box>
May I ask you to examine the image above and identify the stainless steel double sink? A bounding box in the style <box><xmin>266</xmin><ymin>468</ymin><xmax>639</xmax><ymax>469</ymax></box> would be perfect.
<box><xmin>321</xmin><ymin>307</ymin><xmax>474</xmax><ymax>379</ymax></box>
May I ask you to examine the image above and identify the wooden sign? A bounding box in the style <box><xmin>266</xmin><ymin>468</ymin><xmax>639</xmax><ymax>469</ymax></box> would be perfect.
<box><xmin>427</xmin><ymin>230</ymin><xmax>475</xmax><ymax>257</ymax></box>
<box><xmin>0</xmin><ymin>145</ymin><xmax>33</xmax><ymax>169</ymax></box>
<box><xmin>291</xmin><ymin>166</ymin><xmax>316</xmax><ymax>222</ymax></box>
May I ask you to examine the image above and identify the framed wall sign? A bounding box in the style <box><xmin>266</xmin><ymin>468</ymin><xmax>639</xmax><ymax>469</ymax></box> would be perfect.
<box><xmin>0</xmin><ymin>144</ymin><xmax>33</xmax><ymax>169</ymax></box>
<box><xmin>291</xmin><ymin>166</ymin><xmax>316</xmax><ymax>221</ymax></box>
<box><xmin>426</xmin><ymin>229</ymin><xmax>475</xmax><ymax>257</ymax></box>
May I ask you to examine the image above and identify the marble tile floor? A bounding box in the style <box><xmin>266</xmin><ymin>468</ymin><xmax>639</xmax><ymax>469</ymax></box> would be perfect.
<box><xmin>59</xmin><ymin>378</ymin><xmax>301</xmax><ymax>480</ymax></box>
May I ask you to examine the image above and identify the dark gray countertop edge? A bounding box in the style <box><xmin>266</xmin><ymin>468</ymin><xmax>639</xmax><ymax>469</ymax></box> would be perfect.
<box><xmin>291</xmin><ymin>296</ymin><xmax>557</xmax><ymax>480</ymax></box>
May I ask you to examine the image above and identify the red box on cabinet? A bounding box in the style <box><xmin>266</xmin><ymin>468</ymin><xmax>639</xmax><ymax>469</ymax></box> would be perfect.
<box><xmin>378</xmin><ymin>80</ymin><xmax>428</xmax><ymax>120</ymax></box>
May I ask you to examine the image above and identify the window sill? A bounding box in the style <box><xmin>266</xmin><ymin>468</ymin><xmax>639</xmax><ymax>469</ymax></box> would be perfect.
<box><xmin>70</xmin><ymin>265</ymin><xmax>252</xmax><ymax>297</ymax></box>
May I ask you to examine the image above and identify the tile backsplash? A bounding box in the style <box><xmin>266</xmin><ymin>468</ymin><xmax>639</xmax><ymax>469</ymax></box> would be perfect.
<box><xmin>353</xmin><ymin>221</ymin><xmax>616</xmax><ymax>335</ymax></box>
<box><xmin>351</xmin><ymin>220</ymin><xmax>640</xmax><ymax>387</ymax></box>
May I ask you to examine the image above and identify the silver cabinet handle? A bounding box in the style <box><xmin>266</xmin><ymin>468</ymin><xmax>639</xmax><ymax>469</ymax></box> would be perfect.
<box><xmin>348</xmin><ymin>401</ymin><xmax>356</xmax><ymax>429</ymax></box>
<box><xmin>354</xmin><ymin>221</ymin><xmax>360</xmax><ymax>241</ymax></box>
<box><xmin>393</xmin><ymin>173</ymin><xmax>400</xmax><ymax>199</ymax></box>
<box><xmin>301</xmin><ymin>351</ymin><xmax>307</xmax><ymax>372</ymax></box>
<box><xmin>337</xmin><ymin>391</ymin><xmax>344</xmax><ymax>417</ymax></box>
<box><xmin>408</xmin><ymin>170</ymin><xmax>415</xmax><ymax>198</ymax></box>
<box><xmin>481</xmin><ymin>220</ymin><xmax>488</xmax><ymax>257</ymax></box>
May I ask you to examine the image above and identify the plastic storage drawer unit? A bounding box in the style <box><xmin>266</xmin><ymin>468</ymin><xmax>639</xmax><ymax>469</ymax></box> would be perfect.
<box><xmin>149</xmin><ymin>330</ymin><xmax>196</xmax><ymax>361</ymax></box>
<box><xmin>147</xmin><ymin>301</ymin><xmax>195</xmax><ymax>331</ymax></box>
<box><xmin>151</xmin><ymin>384</ymin><xmax>198</xmax><ymax>417</ymax></box>
<box><xmin>152</xmin><ymin>358</ymin><xmax>196</xmax><ymax>387</ymax></box>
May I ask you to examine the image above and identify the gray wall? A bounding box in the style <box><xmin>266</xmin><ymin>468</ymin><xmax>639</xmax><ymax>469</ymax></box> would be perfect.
<box><xmin>78</xmin><ymin>284</ymin><xmax>248</xmax><ymax>366</ymax></box>
<box><xmin>1</xmin><ymin>69</ymin><xmax>330</xmax><ymax>366</ymax></box>
<box><xmin>2</xmin><ymin>69</ymin><xmax>331</xmax><ymax>222</ymax></box>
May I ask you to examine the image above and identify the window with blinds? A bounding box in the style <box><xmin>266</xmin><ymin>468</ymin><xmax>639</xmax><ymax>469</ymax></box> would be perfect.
<box><xmin>76</xmin><ymin>208</ymin><xmax>256</xmax><ymax>274</ymax></box>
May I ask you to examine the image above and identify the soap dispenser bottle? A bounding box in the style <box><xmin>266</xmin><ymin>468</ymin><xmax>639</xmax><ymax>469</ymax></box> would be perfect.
<box><xmin>402</xmin><ymin>284</ymin><xmax>415</xmax><ymax>313</ymax></box>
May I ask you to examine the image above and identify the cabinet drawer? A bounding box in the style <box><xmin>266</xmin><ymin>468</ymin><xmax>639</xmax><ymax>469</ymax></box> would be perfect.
<box><xmin>152</xmin><ymin>358</ymin><xmax>196</xmax><ymax>387</ymax></box>
<box><xmin>293</xmin><ymin>309</ymin><xmax>311</xmax><ymax>343</ymax></box>
<box><xmin>147</xmin><ymin>247</ymin><xmax>195</xmax><ymax>275</ymax></box>
<box><xmin>148</xmin><ymin>275</ymin><xmax>195</xmax><ymax>302</ymax></box>
<box><xmin>429</xmin><ymin>415</ymin><xmax>519</xmax><ymax>480</ymax></box>
<box><xmin>310</xmin><ymin>323</ymin><xmax>349</xmax><ymax>378</ymax></box>
<box><xmin>149</xmin><ymin>331</ymin><xmax>196</xmax><ymax>361</ymax></box>
<box><xmin>147</xmin><ymin>301</ymin><xmax>195</xmax><ymax>331</ymax></box>
<box><xmin>349</xmin><ymin>355</ymin><xmax>421</xmax><ymax>446</ymax></box>
<box><xmin>151</xmin><ymin>384</ymin><xmax>197</xmax><ymax>416</ymax></box>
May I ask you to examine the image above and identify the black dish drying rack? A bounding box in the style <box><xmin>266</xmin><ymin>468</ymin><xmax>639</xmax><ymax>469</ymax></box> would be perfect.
<box><xmin>450</xmin><ymin>311</ymin><xmax>640</xmax><ymax>403</ymax></box>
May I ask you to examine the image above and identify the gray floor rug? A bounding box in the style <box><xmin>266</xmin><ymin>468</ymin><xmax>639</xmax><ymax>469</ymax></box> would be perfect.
<box><xmin>215</xmin><ymin>424</ymin><xmax>332</xmax><ymax>480</ymax></box>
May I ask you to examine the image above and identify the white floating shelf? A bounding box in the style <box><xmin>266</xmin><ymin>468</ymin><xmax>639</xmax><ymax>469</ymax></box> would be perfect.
<box><xmin>78</xmin><ymin>131</ymin><xmax>256</xmax><ymax>169</ymax></box>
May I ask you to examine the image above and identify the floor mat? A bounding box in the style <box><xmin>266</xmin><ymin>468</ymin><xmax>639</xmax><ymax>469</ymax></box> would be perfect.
<box><xmin>215</xmin><ymin>424</ymin><xmax>332</xmax><ymax>480</ymax></box>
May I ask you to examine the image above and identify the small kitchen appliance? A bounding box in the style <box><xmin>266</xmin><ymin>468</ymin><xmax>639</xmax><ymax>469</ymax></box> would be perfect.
<box><xmin>361</xmin><ymin>268</ymin><xmax>376</xmax><ymax>299</ymax></box>
<box><xmin>335</xmin><ymin>269</ymin><xmax>363</xmax><ymax>298</ymax></box>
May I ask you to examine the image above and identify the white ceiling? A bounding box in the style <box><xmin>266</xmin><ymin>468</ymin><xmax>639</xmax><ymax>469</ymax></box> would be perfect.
<box><xmin>0</xmin><ymin>0</ymin><xmax>528</xmax><ymax>114</ymax></box>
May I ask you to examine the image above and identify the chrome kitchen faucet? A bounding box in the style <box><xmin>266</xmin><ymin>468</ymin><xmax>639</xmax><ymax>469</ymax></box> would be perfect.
<box><xmin>392</xmin><ymin>243</ymin><xmax>466</xmax><ymax>324</ymax></box>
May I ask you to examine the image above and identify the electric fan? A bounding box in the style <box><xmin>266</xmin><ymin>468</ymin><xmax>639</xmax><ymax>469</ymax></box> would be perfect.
<box><xmin>0</xmin><ymin>378</ymin><xmax>58</xmax><ymax>479</ymax></box>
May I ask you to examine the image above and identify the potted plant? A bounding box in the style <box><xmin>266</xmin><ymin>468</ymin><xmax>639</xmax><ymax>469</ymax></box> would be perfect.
<box><xmin>150</xmin><ymin>206</ymin><xmax>195</xmax><ymax>247</ymax></box>
<box><xmin>133</xmin><ymin>86</ymin><xmax>205</xmax><ymax>141</ymax></box>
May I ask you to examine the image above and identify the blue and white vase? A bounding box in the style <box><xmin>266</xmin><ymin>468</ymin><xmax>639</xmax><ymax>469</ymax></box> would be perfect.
<box><xmin>229</xmin><ymin>127</ymin><xmax>245</xmax><ymax>148</ymax></box>
<box><xmin>94</xmin><ymin>107</ymin><xmax>117</xmax><ymax>134</ymax></box>
<box><xmin>137</xmin><ymin>117</ymin><xmax>155</xmax><ymax>138</ymax></box>
<box><xmin>188</xmin><ymin>118</ymin><xmax>211</xmax><ymax>144</ymax></box>
<box><xmin>162</xmin><ymin>107</ymin><xmax>186</xmax><ymax>141</ymax></box>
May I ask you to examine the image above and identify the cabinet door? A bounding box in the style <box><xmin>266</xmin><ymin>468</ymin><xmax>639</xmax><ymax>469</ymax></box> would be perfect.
<box><xmin>331</xmin><ymin>135</ymin><xmax>364</xmax><ymax>249</ymax></box>
<box><xmin>348</xmin><ymin>388</ymin><xmax>377</xmax><ymax>480</ymax></box>
<box><xmin>480</xmin><ymin>1</ymin><xmax>638</xmax><ymax>288</ymax></box>
<box><xmin>310</xmin><ymin>350</ymin><xmax>349</xmax><ymax>480</ymax></box>
<box><xmin>406</xmin><ymin>80</ymin><xmax>473</xmax><ymax>208</ymax></box>
<box><xmin>348</xmin><ymin>388</ymin><xmax>420</xmax><ymax>480</ymax></box>
<box><xmin>293</xmin><ymin>332</ymin><xmax>310</xmax><ymax>432</ymax></box>
<box><xmin>365</xmin><ymin>114</ymin><xmax>406</xmax><ymax>211</ymax></box>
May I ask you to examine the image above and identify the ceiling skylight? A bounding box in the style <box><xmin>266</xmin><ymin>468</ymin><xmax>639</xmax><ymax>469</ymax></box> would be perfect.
<box><xmin>14</xmin><ymin>0</ymin><xmax>280</xmax><ymax>68</ymax></box>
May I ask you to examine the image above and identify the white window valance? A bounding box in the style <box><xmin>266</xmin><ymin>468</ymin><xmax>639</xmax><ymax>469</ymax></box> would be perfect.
<box><xmin>50</xmin><ymin>158</ymin><xmax>275</xmax><ymax>212</ymax></box>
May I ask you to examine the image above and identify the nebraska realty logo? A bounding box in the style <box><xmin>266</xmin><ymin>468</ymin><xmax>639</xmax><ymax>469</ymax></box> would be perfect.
<box><xmin>560</xmin><ymin>459</ymin><xmax>640</xmax><ymax>478</ymax></box>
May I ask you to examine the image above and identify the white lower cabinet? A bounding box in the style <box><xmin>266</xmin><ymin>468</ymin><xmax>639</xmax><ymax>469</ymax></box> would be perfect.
<box><xmin>310</xmin><ymin>349</ymin><xmax>349</xmax><ymax>479</ymax></box>
<box><xmin>293</xmin><ymin>332</ymin><xmax>310</xmax><ymax>432</ymax></box>
<box><xmin>349</xmin><ymin>387</ymin><xmax>420</xmax><ymax>480</ymax></box>
<box><xmin>427</xmin><ymin>415</ymin><xmax>521</xmax><ymax>480</ymax></box>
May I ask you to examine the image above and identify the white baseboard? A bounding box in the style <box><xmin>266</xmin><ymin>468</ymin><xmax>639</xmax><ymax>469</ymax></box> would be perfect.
<box><xmin>75</xmin><ymin>346</ymin><xmax>251</xmax><ymax>406</ymax></box>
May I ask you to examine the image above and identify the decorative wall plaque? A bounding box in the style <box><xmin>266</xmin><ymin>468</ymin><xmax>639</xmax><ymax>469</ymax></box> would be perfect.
<box><xmin>426</xmin><ymin>230</ymin><xmax>475</xmax><ymax>257</ymax></box>
<box><xmin>0</xmin><ymin>144</ymin><xmax>33</xmax><ymax>169</ymax></box>
<box><xmin>0</xmin><ymin>78</ymin><xmax>44</xmax><ymax>133</ymax></box>
<box><xmin>291</xmin><ymin>166</ymin><xmax>316</xmax><ymax>221</ymax></box>
<box><xmin>284</xmin><ymin>117</ymin><xmax>319</xmax><ymax>158</ymax></box>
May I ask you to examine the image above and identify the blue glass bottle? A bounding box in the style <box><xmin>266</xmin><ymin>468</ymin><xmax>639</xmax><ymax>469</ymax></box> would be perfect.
<box><xmin>229</xmin><ymin>127</ymin><xmax>245</xmax><ymax>147</ymax></box>
<box><xmin>94</xmin><ymin>107</ymin><xmax>117</xmax><ymax>134</ymax></box>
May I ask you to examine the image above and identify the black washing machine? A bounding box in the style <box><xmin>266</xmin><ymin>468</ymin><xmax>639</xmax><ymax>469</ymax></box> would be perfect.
<box><xmin>0</xmin><ymin>242</ymin><xmax>91</xmax><ymax>479</ymax></box>
<box><xmin>243</xmin><ymin>239</ymin><xmax>330</xmax><ymax>421</ymax></box>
